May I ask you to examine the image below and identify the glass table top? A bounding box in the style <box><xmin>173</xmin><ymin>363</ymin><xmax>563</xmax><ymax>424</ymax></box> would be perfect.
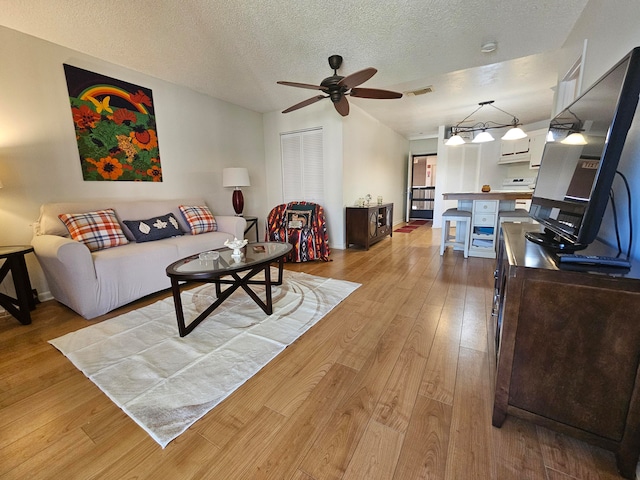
<box><xmin>166</xmin><ymin>242</ymin><xmax>292</xmax><ymax>277</ymax></box>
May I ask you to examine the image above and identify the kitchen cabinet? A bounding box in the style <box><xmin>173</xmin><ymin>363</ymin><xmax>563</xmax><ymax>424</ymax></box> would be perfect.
<box><xmin>528</xmin><ymin>128</ymin><xmax>548</xmax><ymax>168</ymax></box>
<box><xmin>492</xmin><ymin>223</ymin><xmax>640</xmax><ymax>479</ymax></box>
<box><xmin>346</xmin><ymin>203</ymin><xmax>393</xmax><ymax>250</ymax></box>
<box><xmin>500</xmin><ymin>136</ymin><xmax>530</xmax><ymax>157</ymax></box>
<box><xmin>470</xmin><ymin>200</ymin><xmax>498</xmax><ymax>257</ymax></box>
<box><xmin>497</xmin><ymin>128</ymin><xmax>547</xmax><ymax>166</ymax></box>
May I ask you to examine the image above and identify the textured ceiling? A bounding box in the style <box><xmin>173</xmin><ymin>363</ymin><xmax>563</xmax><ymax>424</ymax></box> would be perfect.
<box><xmin>0</xmin><ymin>0</ymin><xmax>590</xmax><ymax>138</ymax></box>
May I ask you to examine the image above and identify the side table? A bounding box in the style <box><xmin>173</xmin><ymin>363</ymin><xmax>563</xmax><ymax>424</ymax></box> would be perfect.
<box><xmin>0</xmin><ymin>245</ymin><xmax>38</xmax><ymax>325</ymax></box>
<box><xmin>243</xmin><ymin>215</ymin><xmax>259</xmax><ymax>242</ymax></box>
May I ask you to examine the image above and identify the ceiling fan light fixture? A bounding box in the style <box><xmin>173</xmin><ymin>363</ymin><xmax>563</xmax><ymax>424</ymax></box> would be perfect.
<box><xmin>277</xmin><ymin>55</ymin><xmax>402</xmax><ymax>116</ymax></box>
<box><xmin>472</xmin><ymin>130</ymin><xmax>495</xmax><ymax>143</ymax></box>
<box><xmin>501</xmin><ymin>126</ymin><xmax>527</xmax><ymax>140</ymax></box>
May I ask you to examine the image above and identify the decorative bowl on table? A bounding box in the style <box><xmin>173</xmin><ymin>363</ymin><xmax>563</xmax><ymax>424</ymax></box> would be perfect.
<box><xmin>224</xmin><ymin>238</ymin><xmax>248</xmax><ymax>258</ymax></box>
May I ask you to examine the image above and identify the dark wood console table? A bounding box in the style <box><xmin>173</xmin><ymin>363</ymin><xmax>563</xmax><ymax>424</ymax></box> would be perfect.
<box><xmin>346</xmin><ymin>203</ymin><xmax>393</xmax><ymax>250</ymax></box>
<box><xmin>491</xmin><ymin>223</ymin><xmax>640</xmax><ymax>479</ymax></box>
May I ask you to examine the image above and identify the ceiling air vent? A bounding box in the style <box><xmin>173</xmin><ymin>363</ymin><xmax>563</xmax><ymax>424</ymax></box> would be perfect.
<box><xmin>405</xmin><ymin>86</ymin><xmax>434</xmax><ymax>97</ymax></box>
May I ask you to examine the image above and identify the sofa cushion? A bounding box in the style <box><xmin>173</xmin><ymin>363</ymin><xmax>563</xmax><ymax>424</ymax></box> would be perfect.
<box><xmin>179</xmin><ymin>205</ymin><xmax>217</xmax><ymax>235</ymax></box>
<box><xmin>58</xmin><ymin>209</ymin><xmax>129</xmax><ymax>252</ymax></box>
<box><xmin>123</xmin><ymin>213</ymin><xmax>184</xmax><ymax>243</ymax></box>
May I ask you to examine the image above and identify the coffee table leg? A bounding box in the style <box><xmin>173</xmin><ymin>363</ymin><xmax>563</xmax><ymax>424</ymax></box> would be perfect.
<box><xmin>171</xmin><ymin>278</ymin><xmax>188</xmax><ymax>337</ymax></box>
<box><xmin>273</xmin><ymin>257</ymin><xmax>285</xmax><ymax>286</ymax></box>
<box><xmin>264</xmin><ymin>264</ymin><xmax>273</xmax><ymax>315</ymax></box>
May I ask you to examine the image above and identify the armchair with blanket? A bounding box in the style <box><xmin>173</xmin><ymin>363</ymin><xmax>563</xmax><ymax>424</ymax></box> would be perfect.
<box><xmin>266</xmin><ymin>201</ymin><xmax>330</xmax><ymax>262</ymax></box>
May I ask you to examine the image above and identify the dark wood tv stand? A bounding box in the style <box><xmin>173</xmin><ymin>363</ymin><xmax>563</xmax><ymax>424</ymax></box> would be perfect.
<box><xmin>491</xmin><ymin>223</ymin><xmax>640</xmax><ymax>479</ymax></box>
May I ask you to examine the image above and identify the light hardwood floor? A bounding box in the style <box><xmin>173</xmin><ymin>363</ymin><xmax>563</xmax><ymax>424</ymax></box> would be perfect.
<box><xmin>0</xmin><ymin>223</ymin><xmax>628</xmax><ymax>479</ymax></box>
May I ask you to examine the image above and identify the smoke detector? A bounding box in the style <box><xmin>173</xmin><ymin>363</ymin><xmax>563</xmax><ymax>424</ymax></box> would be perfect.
<box><xmin>405</xmin><ymin>85</ymin><xmax>434</xmax><ymax>97</ymax></box>
<box><xmin>481</xmin><ymin>41</ymin><xmax>497</xmax><ymax>53</ymax></box>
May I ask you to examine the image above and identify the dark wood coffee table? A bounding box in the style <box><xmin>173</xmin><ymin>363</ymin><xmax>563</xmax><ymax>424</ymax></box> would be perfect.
<box><xmin>166</xmin><ymin>242</ymin><xmax>292</xmax><ymax>336</ymax></box>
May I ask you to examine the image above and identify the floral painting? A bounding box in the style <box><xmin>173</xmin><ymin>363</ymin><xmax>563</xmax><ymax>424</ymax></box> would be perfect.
<box><xmin>63</xmin><ymin>64</ymin><xmax>162</xmax><ymax>182</ymax></box>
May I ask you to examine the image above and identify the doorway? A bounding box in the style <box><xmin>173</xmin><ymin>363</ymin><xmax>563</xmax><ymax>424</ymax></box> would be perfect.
<box><xmin>409</xmin><ymin>154</ymin><xmax>437</xmax><ymax>219</ymax></box>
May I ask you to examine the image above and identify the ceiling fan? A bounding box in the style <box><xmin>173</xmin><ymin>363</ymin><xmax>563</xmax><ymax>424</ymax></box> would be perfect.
<box><xmin>277</xmin><ymin>55</ymin><xmax>403</xmax><ymax>116</ymax></box>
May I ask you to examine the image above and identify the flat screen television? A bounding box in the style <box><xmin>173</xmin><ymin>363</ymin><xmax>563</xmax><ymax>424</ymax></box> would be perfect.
<box><xmin>527</xmin><ymin>47</ymin><xmax>640</xmax><ymax>252</ymax></box>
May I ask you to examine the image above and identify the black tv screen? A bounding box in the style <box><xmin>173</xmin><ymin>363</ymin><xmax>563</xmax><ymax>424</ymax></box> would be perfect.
<box><xmin>527</xmin><ymin>47</ymin><xmax>640</xmax><ymax>252</ymax></box>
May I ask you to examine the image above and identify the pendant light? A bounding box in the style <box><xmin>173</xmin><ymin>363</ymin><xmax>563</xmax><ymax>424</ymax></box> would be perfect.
<box><xmin>446</xmin><ymin>100</ymin><xmax>527</xmax><ymax>146</ymax></box>
<box><xmin>472</xmin><ymin>130</ymin><xmax>495</xmax><ymax>143</ymax></box>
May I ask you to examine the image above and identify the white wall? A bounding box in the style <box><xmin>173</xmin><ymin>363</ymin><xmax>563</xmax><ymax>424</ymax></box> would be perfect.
<box><xmin>409</xmin><ymin>138</ymin><xmax>439</xmax><ymax>155</ymax></box>
<box><xmin>561</xmin><ymin>0</ymin><xmax>640</xmax><ymax>259</ymax></box>
<box><xmin>342</xmin><ymin>107</ymin><xmax>408</xmax><ymax>235</ymax></box>
<box><xmin>0</xmin><ymin>26</ymin><xmax>265</xmax><ymax>297</ymax></box>
<box><xmin>264</xmin><ymin>100</ymin><xmax>408</xmax><ymax>249</ymax></box>
<box><xmin>263</xmin><ymin>101</ymin><xmax>344</xmax><ymax>246</ymax></box>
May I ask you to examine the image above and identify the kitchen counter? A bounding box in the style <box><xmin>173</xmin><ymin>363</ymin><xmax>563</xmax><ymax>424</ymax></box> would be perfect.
<box><xmin>443</xmin><ymin>191</ymin><xmax>533</xmax><ymax>201</ymax></box>
<box><xmin>442</xmin><ymin>190</ymin><xmax>533</xmax><ymax>259</ymax></box>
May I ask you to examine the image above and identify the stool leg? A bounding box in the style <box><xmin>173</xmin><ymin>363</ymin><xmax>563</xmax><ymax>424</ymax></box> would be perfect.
<box><xmin>463</xmin><ymin>219</ymin><xmax>470</xmax><ymax>258</ymax></box>
<box><xmin>440</xmin><ymin>219</ymin><xmax>449</xmax><ymax>255</ymax></box>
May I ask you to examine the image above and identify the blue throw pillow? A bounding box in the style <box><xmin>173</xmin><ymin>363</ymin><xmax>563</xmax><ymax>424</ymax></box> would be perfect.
<box><xmin>123</xmin><ymin>213</ymin><xmax>184</xmax><ymax>243</ymax></box>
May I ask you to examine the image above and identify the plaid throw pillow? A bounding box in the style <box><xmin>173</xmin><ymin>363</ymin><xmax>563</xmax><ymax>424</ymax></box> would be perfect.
<box><xmin>178</xmin><ymin>205</ymin><xmax>217</xmax><ymax>235</ymax></box>
<box><xmin>58</xmin><ymin>209</ymin><xmax>129</xmax><ymax>252</ymax></box>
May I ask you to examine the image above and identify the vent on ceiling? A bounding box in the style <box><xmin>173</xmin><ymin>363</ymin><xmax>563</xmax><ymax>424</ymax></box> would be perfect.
<box><xmin>405</xmin><ymin>86</ymin><xmax>434</xmax><ymax>96</ymax></box>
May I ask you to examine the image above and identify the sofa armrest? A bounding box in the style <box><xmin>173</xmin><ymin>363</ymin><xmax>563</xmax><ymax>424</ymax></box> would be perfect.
<box><xmin>215</xmin><ymin>215</ymin><xmax>247</xmax><ymax>240</ymax></box>
<box><xmin>31</xmin><ymin>235</ymin><xmax>99</xmax><ymax>316</ymax></box>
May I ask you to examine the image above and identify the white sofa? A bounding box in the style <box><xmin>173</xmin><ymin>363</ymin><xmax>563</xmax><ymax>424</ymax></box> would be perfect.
<box><xmin>31</xmin><ymin>198</ymin><xmax>246</xmax><ymax>319</ymax></box>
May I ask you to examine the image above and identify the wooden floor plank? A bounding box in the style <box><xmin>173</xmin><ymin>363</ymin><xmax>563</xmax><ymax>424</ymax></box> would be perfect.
<box><xmin>444</xmin><ymin>346</ymin><xmax>495</xmax><ymax>479</ymax></box>
<box><xmin>341</xmin><ymin>419</ymin><xmax>404</xmax><ymax>480</ymax></box>
<box><xmin>491</xmin><ymin>417</ymin><xmax>548</xmax><ymax>479</ymax></box>
<box><xmin>372</xmin><ymin>308</ymin><xmax>438</xmax><ymax>433</ymax></box>
<box><xmin>299</xmin><ymin>313</ymin><xmax>419</xmax><ymax>480</ymax></box>
<box><xmin>243</xmin><ymin>363</ymin><xmax>357</xmax><ymax>480</ymax></box>
<box><xmin>393</xmin><ymin>394</ymin><xmax>453</xmax><ymax>480</ymax></box>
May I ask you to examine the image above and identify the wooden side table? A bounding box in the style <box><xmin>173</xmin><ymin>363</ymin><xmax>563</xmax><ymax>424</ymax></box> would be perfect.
<box><xmin>243</xmin><ymin>216</ymin><xmax>259</xmax><ymax>242</ymax></box>
<box><xmin>0</xmin><ymin>245</ymin><xmax>38</xmax><ymax>325</ymax></box>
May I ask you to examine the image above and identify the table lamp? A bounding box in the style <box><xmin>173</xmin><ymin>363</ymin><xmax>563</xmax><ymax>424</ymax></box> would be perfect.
<box><xmin>222</xmin><ymin>167</ymin><xmax>250</xmax><ymax>216</ymax></box>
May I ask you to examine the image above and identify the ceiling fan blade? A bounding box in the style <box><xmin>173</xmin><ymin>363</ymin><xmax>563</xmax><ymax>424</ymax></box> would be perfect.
<box><xmin>277</xmin><ymin>81</ymin><xmax>325</xmax><ymax>91</ymax></box>
<box><xmin>282</xmin><ymin>95</ymin><xmax>326</xmax><ymax>113</ymax></box>
<box><xmin>334</xmin><ymin>96</ymin><xmax>349</xmax><ymax>116</ymax></box>
<box><xmin>350</xmin><ymin>87</ymin><xmax>403</xmax><ymax>99</ymax></box>
<box><xmin>338</xmin><ymin>67</ymin><xmax>377</xmax><ymax>89</ymax></box>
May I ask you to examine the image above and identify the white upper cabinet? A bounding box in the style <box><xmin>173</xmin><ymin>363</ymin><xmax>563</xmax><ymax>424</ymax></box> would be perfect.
<box><xmin>498</xmin><ymin>128</ymin><xmax>547</xmax><ymax>166</ymax></box>
<box><xmin>528</xmin><ymin>129</ymin><xmax>548</xmax><ymax>169</ymax></box>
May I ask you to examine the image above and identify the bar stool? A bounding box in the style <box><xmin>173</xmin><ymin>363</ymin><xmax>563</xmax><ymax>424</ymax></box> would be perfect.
<box><xmin>440</xmin><ymin>208</ymin><xmax>471</xmax><ymax>258</ymax></box>
<box><xmin>498</xmin><ymin>208</ymin><xmax>532</xmax><ymax>225</ymax></box>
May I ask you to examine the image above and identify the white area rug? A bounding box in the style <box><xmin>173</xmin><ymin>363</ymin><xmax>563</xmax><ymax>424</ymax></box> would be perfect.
<box><xmin>49</xmin><ymin>269</ymin><xmax>360</xmax><ymax>448</ymax></box>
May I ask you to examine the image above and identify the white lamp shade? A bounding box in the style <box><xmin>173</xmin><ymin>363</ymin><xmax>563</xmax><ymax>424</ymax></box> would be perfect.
<box><xmin>472</xmin><ymin>131</ymin><xmax>495</xmax><ymax>143</ymax></box>
<box><xmin>222</xmin><ymin>167</ymin><xmax>250</xmax><ymax>188</ymax></box>
<box><xmin>561</xmin><ymin>132</ymin><xmax>588</xmax><ymax>145</ymax></box>
<box><xmin>445</xmin><ymin>134</ymin><xmax>466</xmax><ymax>146</ymax></box>
<box><xmin>501</xmin><ymin>127</ymin><xmax>527</xmax><ymax>140</ymax></box>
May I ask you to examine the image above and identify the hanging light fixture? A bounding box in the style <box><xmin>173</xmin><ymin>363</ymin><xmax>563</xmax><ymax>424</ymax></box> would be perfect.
<box><xmin>550</xmin><ymin>109</ymin><xmax>588</xmax><ymax>146</ymax></box>
<box><xmin>445</xmin><ymin>100</ymin><xmax>527</xmax><ymax>146</ymax></box>
<box><xmin>446</xmin><ymin>132</ymin><xmax>466</xmax><ymax>146</ymax></box>
<box><xmin>472</xmin><ymin>130</ymin><xmax>495</xmax><ymax>143</ymax></box>
<box><xmin>561</xmin><ymin>132</ymin><xmax>588</xmax><ymax>145</ymax></box>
